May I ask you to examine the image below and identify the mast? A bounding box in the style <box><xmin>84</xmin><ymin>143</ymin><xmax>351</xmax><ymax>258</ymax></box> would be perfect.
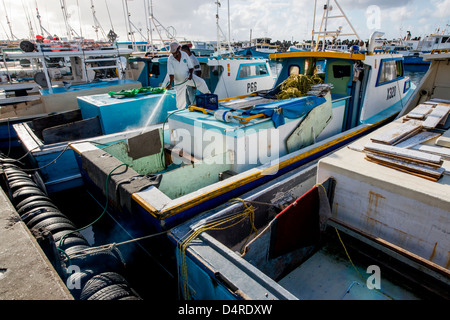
<box><xmin>2</xmin><ymin>0</ymin><xmax>18</xmax><ymax>40</ymax></box>
<box><xmin>59</xmin><ymin>0</ymin><xmax>80</xmax><ymax>40</ymax></box>
<box><xmin>227</xmin><ymin>0</ymin><xmax>231</xmax><ymax>50</ymax></box>
<box><xmin>214</xmin><ymin>0</ymin><xmax>232</xmax><ymax>54</ymax></box>
<box><xmin>122</xmin><ymin>0</ymin><xmax>150</xmax><ymax>51</ymax></box>
<box><xmin>35</xmin><ymin>1</ymin><xmax>52</xmax><ymax>38</ymax></box>
<box><xmin>312</xmin><ymin>0</ymin><xmax>361</xmax><ymax>51</ymax></box>
<box><xmin>148</xmin><ymin>0</ymin><xmax>177</xmax><ymax>51</ymax></box>
<box><xmin>90</xmin><ymin>0</ymin><xmax>106</xmax><ymax>41</ymax></box>
<box><xmin>216</xmin><ymin>0</ymin><xmax>221</xmax><ymax>53</ymax></box>
<box><xmin>22</xmin><ymin>0</ymin><xmax>35</xmax><ymax>40</ymax></box>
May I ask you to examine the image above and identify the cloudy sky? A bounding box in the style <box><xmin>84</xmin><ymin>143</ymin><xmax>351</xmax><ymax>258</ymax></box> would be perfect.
<box><xmin>1</xmin><ymin>0</ymin><xmax>449</xmax><ymax>43</ymax></box>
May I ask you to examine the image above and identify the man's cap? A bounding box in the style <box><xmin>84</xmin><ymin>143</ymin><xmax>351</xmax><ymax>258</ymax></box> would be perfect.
<box><xmin>169</xmin><ymin>42</ymin><xmax>180</xmax><ymax>53</ymax></box>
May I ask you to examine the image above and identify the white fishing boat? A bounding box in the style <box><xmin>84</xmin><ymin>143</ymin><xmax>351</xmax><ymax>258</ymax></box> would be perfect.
<box><xmin>0</xmin><ymin>40</ymin><xmax>141</xmax><ymax>152</ymax></box>
<box><xmin>167</xmin><ymin>51</ymin><xmax>450</xmax><ymax>301</ymax></box>
<box><xmin>0</xmin><ymin>40</ymin><xmax>140</xmax><ymax>118</ymax></box>
<box><xmin>68</xmin><ymin>41</ymin><xmax>414</xmax><ymax>233</ymax></box>
<box><xmin>287</xmin><ymin>42</ymin><xmax>313</xmax><ymax>52</ymax></box>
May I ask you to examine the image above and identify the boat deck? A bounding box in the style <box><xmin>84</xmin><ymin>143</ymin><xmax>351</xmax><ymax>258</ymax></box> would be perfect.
<box><xmin>317</xmin><ymin>100</ymin><xmax>450</xmax><ymax>269</ymax></box>
<box><xmin>278</xmin><ymin>234</ymin><xmax>420</xmax><ymax>300</ymax></box>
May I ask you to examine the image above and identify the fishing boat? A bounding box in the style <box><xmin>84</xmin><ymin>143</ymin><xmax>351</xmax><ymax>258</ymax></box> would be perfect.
<box><xmin>167</xmin><ymin>51</ymin><xmax>450</xmax><ymax>300</ymax></box>
<box><xmin>398</xmin><ymin>32</ymin><xmax>450</xmax><ymax>69</ymax></box>
<box><xmin>67</xmin><ymin>25</ymin><xmax>415</xmax><ymax>236</ymax></box>
<box><xmin>235</xmin><ymin>38</ymin><xmax>280</xmax><ymax>58</ymax></box>
<box><xmin>11</xmin><ymin>53</ymin><xmax>276</xmax><ymax>194</ymax></box>
<box><xmin>287</xmin><ymin>42</ymin><xmax>313</xmax><ymax>53</ymax></box>
<box><xmin>167</xmin><ymin>159</ymin><xmax>449</xmax><ymax>300</ymax></box>
<box><xmin>129</xmin><ymin>55</ymin><xmax>276</xmax><ymax>99</ymax></box>
<box><xmin>0</xmin><ymin>40</ymin><xmax>141</xmax><ymax>149</ymax></box>
<box><xmin>179</xmin><ymin>40</ymin><xmax>215</xmax><ymax>57</ymax></box>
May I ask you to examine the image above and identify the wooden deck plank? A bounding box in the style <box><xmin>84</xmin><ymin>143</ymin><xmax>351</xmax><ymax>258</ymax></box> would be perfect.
<box><xmin>364</xmin><ymin>142</ymin><xmax>443</xmax><ymax>166</ymax></box>
<box><xmin>370</xmin><ymin>120</ymin><xmax>423</xmax><ymax>145</ymax></box>
<box><xmin>394</xmin><ymin>131</ymin><xmax>440</xmax><ymax>148</ymax></box>
<box><xmin>422</xmin><ymin>105</ymin><xmax>450</xmax><ymax>129</ymax></box>
<box><xmin>406</xmin><ymin>104</ymin><xmax>434</xmax><ymax>120</ymax></box>
<box><xmin>411</xmin><ymin>144</ymin><xmax>450</xmax><ymax>160</ymax></box>
<box><xmin>365</xmin><ymin>152</ymin><xmax>444</xmax><ymax>181</ymax></box>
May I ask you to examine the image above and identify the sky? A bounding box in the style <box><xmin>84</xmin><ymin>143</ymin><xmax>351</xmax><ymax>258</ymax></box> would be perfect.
<box><xmin>1</xmin><ymin>0</ymin><xmax>449</xmax><ymax>44</ymax></box>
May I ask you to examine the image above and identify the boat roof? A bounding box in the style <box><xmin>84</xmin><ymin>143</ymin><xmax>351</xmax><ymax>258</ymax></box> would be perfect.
<box><xmin>269</xmin><ymin>51</ymin><xmax>366</xmax><ymax>61</ymax></box>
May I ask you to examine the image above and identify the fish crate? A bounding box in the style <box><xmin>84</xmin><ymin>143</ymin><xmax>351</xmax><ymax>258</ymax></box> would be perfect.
<box><xmin>196</xmin><ymin>93</ymin><xmax>219</xmax><ymax>110</ymax></box>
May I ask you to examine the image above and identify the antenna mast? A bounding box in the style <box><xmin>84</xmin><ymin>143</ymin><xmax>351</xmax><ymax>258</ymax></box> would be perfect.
<box><xmin>312</xmin><ymin>0</ymin><xmax>361</xmax><ymax>51</ymax></box>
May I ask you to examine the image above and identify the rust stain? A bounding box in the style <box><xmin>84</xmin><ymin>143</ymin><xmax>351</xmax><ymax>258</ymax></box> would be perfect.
<box><xmin>366</xmin><ymin>191</ymin><xmax>386</xmax><ymax>228</ymax></box>
<box><xmin>429</xmin><ymin>242</ymin><xmax>438</xmax><ymax>262</ymax></box>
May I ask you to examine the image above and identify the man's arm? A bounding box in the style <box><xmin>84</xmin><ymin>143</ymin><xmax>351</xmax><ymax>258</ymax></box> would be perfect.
<box><xmin>166</xmin><ymin>75</ymin><xmax>175</xmax><ymax>90</ymax></box>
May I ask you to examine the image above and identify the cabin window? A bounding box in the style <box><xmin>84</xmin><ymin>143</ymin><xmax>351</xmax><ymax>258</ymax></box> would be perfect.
<box><xmin>377</xmin><ymin>59</ymin><xmax>403</xmax><ymax>86</ymax></box>
<box><xmin>332</xmin><ymin>65</ymin><xmax>351</xmax><ymax>78</ymax></box>
<box><xmin>442</xmin><ymin>37</ymin><xmax>449</xmax><ymax>43</ymax></box>
<box><xmin>150</xmin><ymin>63</ymin><xmax>160</xmax><ymax>76</ymax></box>
<box><xmin>237</xmin><ymin>63</ymin><xmax>269</xmax><ymax>80</ymax></box>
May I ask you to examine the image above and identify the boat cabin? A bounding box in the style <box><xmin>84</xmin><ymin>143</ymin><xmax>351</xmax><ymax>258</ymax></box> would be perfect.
<box><xmin>129</xmin><ymin>55</ymin><xmax>275</xmax><ymax>99</ymax></box>
<box><xmin>269</xmin><ymin>51</ymin><xmax>412</xmax><ymax>138</ymax></box>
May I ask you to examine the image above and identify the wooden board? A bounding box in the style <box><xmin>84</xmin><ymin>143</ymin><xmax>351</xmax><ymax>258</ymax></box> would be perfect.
<box><xmin>0</xmin><ymin>95</ymin><xmax>41</xmax><ymax>106</ymax></box>
<box><xmin>371</xmin><ymin>120</ymin><xmax>422</xmax><ymax>145</ymax></box>
<box><xmin>405</xmin><ymin>104</ymin><xmax>434</xmax><ymax>120</ymax></box>
<box><xmin>220</xmin><ymin>97</ymin><xmax>275</xmax><ymax>110</ymax></box>
<box><xmin>127</xmin><ymin>129</ymin><xmax>162</xmax><ymax>160</ymax></box>
<box><xmin>411</xmin><ymin>144</ymin><xmax>450</xmax><ymax>160</ymax></box>
<box><xmin>365</xmin><ymin>152</ymin><xmax>444</xmax><ymax>182</ymax></box>
<box><xmin>436</xmin><ymin>128</ymin><xmax>450</xmax><ymax>148</ymax></box>
<box><xmin>364</xmin><ymin>142</ymin><xmax>443</xmax><ymax>167</ymax></box>
<box><xmin>394</xmin><ymin>131</ymin><xmax>440</xmax><ymax>148</ymax></box>
<box><xmin>32</xmin><ymin>109</ymin><xmax>82</xmax><ymax>140</ymax></box>
<box><xmin>422</xmin><ymin>105</ymin><xmax>450</xmax><ymax>129</ymax></box>
<box><xmin>42</xmin><ymin>116</ymin><xmax>102</xmax><ymax>144</ymax></box>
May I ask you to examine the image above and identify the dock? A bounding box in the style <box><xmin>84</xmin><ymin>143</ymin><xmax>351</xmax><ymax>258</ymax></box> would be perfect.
<box><xmin>0</xmin><ymin>187</ymin><xmax>73</xmax><ymax>300</ymax></box>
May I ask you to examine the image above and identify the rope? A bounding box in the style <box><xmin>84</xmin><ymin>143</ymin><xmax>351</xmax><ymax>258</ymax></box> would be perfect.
<box><xmin>334</xmin><ymin>227</ymin><xmax>394</xmax><ymax>300</ymax></box>
<box><xmin>178</xmin><ymin>198</ymin><xmax>257</xmax><ymax>300</ymax></box>
<box><xmin>58</xmin><ymin>163</ymin><xmax>129</xmax><ymax>255</ymax></box>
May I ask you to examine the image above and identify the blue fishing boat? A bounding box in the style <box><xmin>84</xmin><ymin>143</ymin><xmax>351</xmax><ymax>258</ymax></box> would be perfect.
<box><xmin>68</xmin><ymin>27</ymin><xmax>415</xmax><ymax>236</ymax></box>
<box><xmin>11</xmin><ymin>54</ymin><xmax>276</xmax><ymax>194</ymax></box>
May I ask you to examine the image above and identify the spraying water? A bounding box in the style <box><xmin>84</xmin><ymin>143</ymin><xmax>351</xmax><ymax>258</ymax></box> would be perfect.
<box><xmin>140</xmin><ymin>89</ymin><xmax>168</xmax><ymax>134</ymax></box>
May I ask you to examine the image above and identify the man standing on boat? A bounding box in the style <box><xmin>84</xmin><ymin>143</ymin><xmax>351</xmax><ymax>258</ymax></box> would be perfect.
<box><xmin>166</xmin><ymin>42</ymin><xmax>210</xmax><ymax>109</ymax></box>
<box><xmin>181</xmin><ymin>44</ymin><xmax>202</xmax><ymax>106</ymax></box>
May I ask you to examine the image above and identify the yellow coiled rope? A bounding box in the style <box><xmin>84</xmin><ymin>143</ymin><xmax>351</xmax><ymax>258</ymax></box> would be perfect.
<box><xmin>179</xmin><ymin>198</ymin><xmax>258</xmax><ymax>300</ymax></box>
<box><xmin>276</xmin><ymin>74</ymin><xmax>324</xmax><ymax>100</ymax></box>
